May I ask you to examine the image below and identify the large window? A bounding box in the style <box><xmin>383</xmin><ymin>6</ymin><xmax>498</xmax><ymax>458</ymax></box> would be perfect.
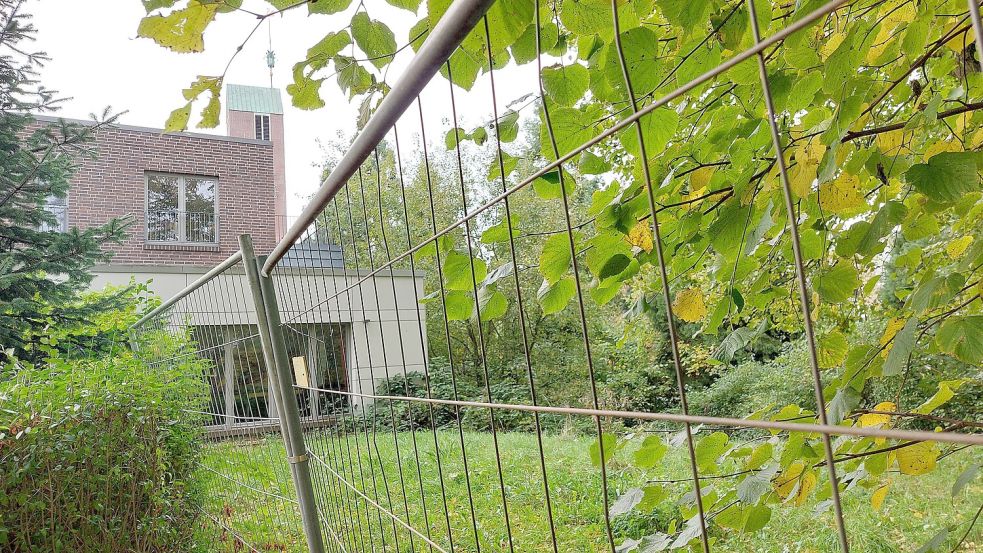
<box><xmin>146</xmin><ymin>173</ymin><xmax>217</xmax><ymax>243</ymax></box>
<box><xmin>254</xmin><ymin>114</ymin><xmax>271</xmax><ymax>141</ymax></box>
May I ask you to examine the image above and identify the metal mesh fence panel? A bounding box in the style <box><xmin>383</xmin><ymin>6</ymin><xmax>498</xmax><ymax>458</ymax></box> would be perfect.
<box><xmin>130</xmin><ymin>0</ymin><xmax>983</xmax><ymax>551</ymax></box>
<box><xmin>129</xmin><ymin>251</ymin><xmax>307</xmax><ymax>552</ymax></box>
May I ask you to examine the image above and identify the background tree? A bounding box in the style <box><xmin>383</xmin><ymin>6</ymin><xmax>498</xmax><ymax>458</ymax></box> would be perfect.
<box><xmin>0</xmin><ymin>0</ymin><xmax>129</xmax><ymax>364</ymax></box>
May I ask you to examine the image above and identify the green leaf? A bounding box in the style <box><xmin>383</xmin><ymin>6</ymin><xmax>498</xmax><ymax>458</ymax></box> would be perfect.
<box><xmin>736</xmin><ymin>464</ymin><xmax>778</xmax><ymax>505</ymax></box>
<box><xmin>589</xmin><ymin>433</ymin><xmax>619</xmax><ymax>467</ymax></box>
<box><xmin>827</xmin><ymin>386</ymin><xmax>860</xmax><ymax>425</ymax></box>
<box><xmin>744</xmin><ymin>202</ymin><xmax>773</xmax><ymax>256</ymax></box>
<box><xmin>713</xmin><ymin>326</ymin><xmax>757</xmax><ymax>362</ymax></box>
<box><xmin>935</xmin><ymin>316</ymin><xmax>983</xmax><ymax>364</ymax></box>
<box><xmin>913</xmin><ymin>528</ymin><xmax>948</xmax><ymax>553</ymax></box>
<box><xmin>913</xmin><ymin>380</ymin><xmax>965</xmax><ymax>415</ymax></box>
<box><xmin>335</xmin><ymin>56</ymin><xmax>375</xmax><ymax>97</ymax></box>
<box><xmin>905</xmin><ymin>152</ymin><xmax>981</xmax><ymax>203</ymax></box>
<box><xmin>443</xmin><ymin>251</ymin><xmax>487</xmax><ymax>291</ymax></box>
<box><xmin>471</xmin><ymin>127</ymin><xmax>488</xmax><ymax>145</ymax></box>
<box><xmin>717</xmin><ymin>503</ymin><xmax>772</xmax><ymax>533</ymax></box>
<box><xmin>308</xmin><ymin>0</ymin><xmax>352</xmax><ymax>14</ymax></box>
<box><xmin>541</xmin><ymin>105</ymin><xmax>599</xmax><ymax>158</ymax></box>
<box><xmin>695</xmin><ymin>431</ymin><xmax>729</xmax><ymax>470</ymax></box>
<box><xmin>496</xmin><ymin>110</ymin><xmax>520</xmax><ymax>143</ymax></box>
<box><xmin>287</xmin><ymin>74</ymin><xmax>326</xmax><ymax>110</ymax></box>
<box><xmin>658</xmin><ymin>0</ymin><xmax>709</xmax><ymax>36</ymax></box>
<box><xmin>382</xmin><ymin>0</ymin><xmax>420</xmax><ymax>13</ymax></box>
<box><xmin>480</xmin><ymin>216</ymin><xmax>519</xmax><ymax>244</ymax></box>
<box><xmin>143</xmin><ymin>0</ymin><xmax>177</xmax><ymax>12</ymax></box>
<box><xmin>599</xmin><ymin>254</ymin><xmax>631</xmax><ymax>280</ymax></box>
<box><xmin>539</xmin><ymin>234</ymin><xmax>573</xmax><ymax>283</ymax></box>
<box><xmin>487</xmin><ymin>151</ymin><xmax>518</xmax><ymax>181</ymax></box>
<box><xmin>605</xmin><ymin>27</ymin><xmax>663</xmax><ymax>94</ymax></box>
<box><xmin>164</xmin><ymin>103</ymin><xmax>192</xmax><ymax>133</ymax></box>
<box><xmin>533</xmin><ymin>170</ymin><xmax>575</xmax><ymax>200</ymax></box>
<box><xmin>882</xmin><ymin>317</ymin><xmax>917</xmax><ymax>376</ymax></box>
<box><xmin>351</xmin><ymin>13</ymin><xmax>397</xmax><ymax>69</ymax></box>
<box><xmin>709</xmin><ymin>202</ymin><xmax>752</xmax><ymax>258</ymax></box>
<box><xmin>445</xmin><ymin>127</ymin><xmax>465</xmax><ymax>150</ymax></box>
<box><xmin>473</xmin><ymin>287</ymin><xmax>507</xmax><ymax>320</ymax></box>
<box><xmin>818</xmin><ymin>329</ymin><xmax>849</xmax><ymax>369</ymax></box>
<box><xmin>580</xmin><ymin>151</ymin><xmax>612</xmax><ymax>175</ymax></box>
<box><xmin>856</xmin><ymin>200</ymin><xmax>906</xmax><ymax>256</ymax></box>
<box><xmin>952</xmin><ymin>464</ymin><xmax>979</xmax><ymax>496</ymax></box>
<box><xmin>137</xmin><ymin>2</ymin><xmax>218</xmax><ymax>53</ymax></box>
<box><xmin>610</xmin><ymin>488</ymin><xmax>644</xmax><ymax>517</ymax></box>
<box><xmin>306</xmin><ymin>31</ymin><xmax>352</xmax><ymax>70</ymax></box>
<box><xmin>538</xmin><ymin>277</ymin><xmax>576</xmax><ymax>315</ymax></box>
<box><xmin>619</xmin><ymin>107</ymin><xmax>678</xmax><ymax>158</ymax></box>
<box><xmin>559</xmin><ymin>0</ymin><xmax>609</xmax><ymax>37</ymax></box>
<box><xmin>443</xmin><ymin>290</ymin><xmax>474</xmax><ymax>321</ymax></box>
<box><xmin>816</xmin><ymin>261</ymin><xmax>859</xmax><ymax>304</ymax></box>
<box><xmin>542</xmin><ymin>64</ymin><xmax>589</xmax><ymax>106</ymax></box>
<box><xmin>633</xmin><ymin>436</ymin><xmax>668</xmax><ymax>469</ymax></box>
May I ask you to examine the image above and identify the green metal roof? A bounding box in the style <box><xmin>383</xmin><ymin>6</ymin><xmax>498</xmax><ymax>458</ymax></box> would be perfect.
<box><xmin>226</xmin><ymin>84</ymin><xmax>283</xmax><ymax>114</ymax></box>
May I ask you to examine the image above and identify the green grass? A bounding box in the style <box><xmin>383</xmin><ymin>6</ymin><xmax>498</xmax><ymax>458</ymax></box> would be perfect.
<box><xmin>197</xmin><ymin>430</ymin><xmax>981</xmax><ymax>552</ymax></box>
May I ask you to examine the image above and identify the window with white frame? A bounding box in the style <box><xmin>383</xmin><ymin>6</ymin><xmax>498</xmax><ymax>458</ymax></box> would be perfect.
<box><xmin>39</xmin><ymin>195</ymin><xmax>68</xmax><ymax>233</ymax></box>
<box><xmin>146</xmin><ymin>173</ymin><xmax>217</xmax><ymax>243</ymax></box>
<box><xmin>254</xmin><ymin>114</ymin><xmax>271</xmax><ymax>141</ymax></box>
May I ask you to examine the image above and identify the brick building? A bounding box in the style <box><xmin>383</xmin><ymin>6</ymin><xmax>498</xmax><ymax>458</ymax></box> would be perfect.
<box><xmin>46</xmin><ymin>84</ymin><xmax>426</xmax><ymax>425</ymax></box>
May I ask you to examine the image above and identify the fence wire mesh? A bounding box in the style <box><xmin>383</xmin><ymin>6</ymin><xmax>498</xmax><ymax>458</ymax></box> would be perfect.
<box><xmin>129</xmin><ymin>0</ymin><xmax>983</xmax><ymax>551</ymax></box>
<box><xmin>130</xmin><ymin>253</ymin><xmax>308</xmax><ymax>552</ymax></box>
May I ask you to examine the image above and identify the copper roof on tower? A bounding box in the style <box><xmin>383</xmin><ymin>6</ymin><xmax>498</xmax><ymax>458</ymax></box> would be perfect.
<box><xmin>226</xmin><ymin>84</ymin><xmax>283</xmax><ymax>115</ymax></box>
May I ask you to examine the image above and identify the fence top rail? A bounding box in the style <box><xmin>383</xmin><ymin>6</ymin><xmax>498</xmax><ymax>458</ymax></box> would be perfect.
<box><xmin>130</xmin><ymin>249</ymin><xmax>243</xmax><ymax>329</ymax></box>
<box><xmin>261</xmin><ymin>0</ymin><xmax>496</xmax><ymax>277</ymax></box>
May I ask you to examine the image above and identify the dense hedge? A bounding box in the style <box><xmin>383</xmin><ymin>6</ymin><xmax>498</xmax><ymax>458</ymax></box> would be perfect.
<box><xmin>0</xmin><ymin>345</ymin><xmax>207</xmax><ymax>552</ymax></box>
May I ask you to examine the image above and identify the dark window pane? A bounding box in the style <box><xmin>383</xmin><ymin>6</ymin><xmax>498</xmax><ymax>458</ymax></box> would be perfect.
<box><xmin>185</xmin><ymin>177</ymin><xmax>217</xmax><ymax>242</ymax></box>
<box><xmin>147</xmin><ymin>174</ymin><xmax>179</xmax><ymax>241</ymax></box>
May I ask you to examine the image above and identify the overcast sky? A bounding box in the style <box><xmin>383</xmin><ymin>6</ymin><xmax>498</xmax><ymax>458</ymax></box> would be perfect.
<box><xmin>30</xmin><ymin>0</ymin><xmax>542</xmax><ymax>215</ymax></box>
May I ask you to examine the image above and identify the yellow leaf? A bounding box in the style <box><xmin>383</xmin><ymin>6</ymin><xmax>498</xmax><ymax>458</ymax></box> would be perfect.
<box><xmin>790</xmin><ymin>141</ymin><xmax>825</xmax><ymax>197</ymax></box>
<box><xmin>818</xmin><ymin>173</ymin><xmax>864</xmax><ymax>214</ymax></box>
<box><xmin>896</xmin><ymin>441</ymin><xmax>939</xmax><ymax>475</ymax></box>
<box><xmin>922</xmin><ymin>139</ymin><xmax>962</xmax><ymax>160</ymax></box>
<box><xmin>775</xmin><ymin>461</ymin><xmax>805</xmax><ymax>499</ymax></box>
<box><xmin>821</xmin><ymin>30</ymin><xmax>846</xmax><ymax>59</ymax></box>
<box><xmin>879</xmin><ymin>317</ymin><xmax>906</xmax><ymax>358</ymax></box>
<box><xmin>794</xmin><ymin>470</ymin><xmax>817</xmax><ymax>506</ymax></box>
<box><xmin>776</xmin><ymin>461</ymin><xmax>817</xmax><ymax>506</ymax></box>
<box><xmin>866</xmin><ymin>24</ymin><xmax>895</xmax><ymax>64</ymax></box>
<box><xmin>690</xmin><ymin>166</ymin><xmax>715</xmax><ymax>190</ymax></box>
<box><xmin>875</xmin><ymin>129</ymin><xmax>907</xmax><ymax>155</ymax></box>
<box><xmin>944</xmin><ymin>32</ymin><xmax>969</xmax><ymax>52</ymax></box>
<box><xmin>626</xmin><ymin>221</ymin><xmax>654</xmax><ymax>253</ymax></box>
<box><xmin>945</xmin><ymin>235</ymin><xmax>973</xmax><ymax>259</ymax></box>
<box><xmin>858</xmin><ymin>401</ymin><xmax>896</xmax><ymax>427</ymax></box>
<box><xmin>672</xmin><ymin>288</ymin><xmax>707</xmax><ymax>322</ymax></box>
<box><xmin>164</xmin><ymin>103</ymin><xmax>193</xmax><ymax>133</ymax></box>
<box><xmin>137</xmin><ymin>2</ymin><xmax>218</xmax><ymax>54</ymax></box>
<box><xmin>871</xmin><ymin>483</ymin><xmax>890</xmax><ymax>511</ymax></box>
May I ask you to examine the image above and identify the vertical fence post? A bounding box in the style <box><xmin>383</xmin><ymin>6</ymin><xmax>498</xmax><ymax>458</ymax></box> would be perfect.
<box><xmin>239</xmin><ymin>234</ymin><xmax>326</xmax><ymax>553</ymax></box>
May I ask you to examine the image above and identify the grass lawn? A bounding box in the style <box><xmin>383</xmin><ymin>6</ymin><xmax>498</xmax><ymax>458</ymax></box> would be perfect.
<box><xmin>197</xmin><ymin>429</ymin><xmax>981</xmax><ymax>552</ymax></box>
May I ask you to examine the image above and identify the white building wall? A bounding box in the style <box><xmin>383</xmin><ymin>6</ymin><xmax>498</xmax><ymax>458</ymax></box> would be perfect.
<box><xmin>92</xmin><ymin>264</ymin><xmax>427</xmax><ymax>408</ymax></box>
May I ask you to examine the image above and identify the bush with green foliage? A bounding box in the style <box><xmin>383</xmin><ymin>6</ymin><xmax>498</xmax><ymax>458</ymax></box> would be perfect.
<box><xmin>0</xmin><ymin>301</ymin><xmax>207</xmax><ymax>552</ymax></box>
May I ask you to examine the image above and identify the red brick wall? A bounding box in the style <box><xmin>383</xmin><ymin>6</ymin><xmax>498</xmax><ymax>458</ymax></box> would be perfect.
<box><xmin>34</xmin><ymin>118</ymin><xmax>277</xmax><ymax>266</ymax></box>
<box><xmin>227</xmin><ymin>109</ymin><xmax>286</xmax><ymax>239</ymax></box>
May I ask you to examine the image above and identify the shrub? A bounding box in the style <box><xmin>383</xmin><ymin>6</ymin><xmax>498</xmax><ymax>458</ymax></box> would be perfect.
<box><xmin>0</xmin><ymin>338</ymin><xmax>208</xmax><ymax>552</ymax></box>
<box><xmin>366</xmin><ymin>359</ymin><xmax>559</xmax><ymax>433</ymax></box>
<box><xmin>687</xmin><ymin>342</ymin><xmax>817</xmax><ymax>419</ymax></box>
